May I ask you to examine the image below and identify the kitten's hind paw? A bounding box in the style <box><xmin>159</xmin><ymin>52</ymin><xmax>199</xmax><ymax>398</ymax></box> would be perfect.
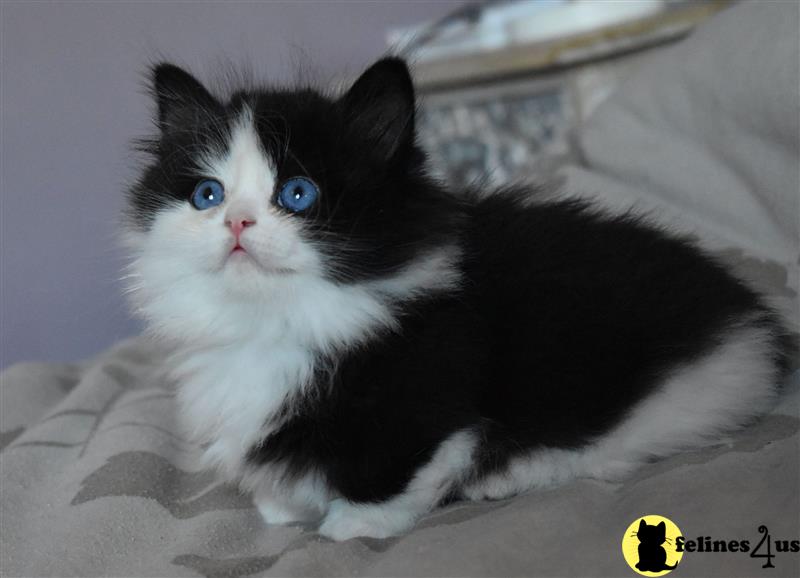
<box><xmin>318</xmin><ymin>499</ymin><xmax>414</xmax><ymax>541</ymax></box>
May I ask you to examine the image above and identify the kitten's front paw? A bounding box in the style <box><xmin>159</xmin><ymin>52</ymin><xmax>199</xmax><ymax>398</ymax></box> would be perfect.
<box><xmin>318</xmin><ymin>499</ymin><xmax>410</xmax><ymax>541</ymax></box>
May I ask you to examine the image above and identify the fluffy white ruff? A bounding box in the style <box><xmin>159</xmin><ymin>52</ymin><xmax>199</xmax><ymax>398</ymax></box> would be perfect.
<box><xmin>127</xmin><ymin>241</ymin><xmax>461</xmax><ymax>473</ymax></box>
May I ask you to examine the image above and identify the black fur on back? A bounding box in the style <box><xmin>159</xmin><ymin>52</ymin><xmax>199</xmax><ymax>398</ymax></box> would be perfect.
<box><xmin>246</xmin><ymin>189</ymin><xmax>790</xmax><ymax>500</ymax></box>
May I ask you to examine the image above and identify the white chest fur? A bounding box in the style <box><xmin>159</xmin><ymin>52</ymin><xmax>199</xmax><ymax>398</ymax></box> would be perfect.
<box><xmin>129</xmin><ymin>238</ymin><xmax>462</xmax><ymax>480</ymax></box>
<box><xmin>173</xmin><ymin>338</ymin><xmax>315</xmax><ymax>477</ymax></box>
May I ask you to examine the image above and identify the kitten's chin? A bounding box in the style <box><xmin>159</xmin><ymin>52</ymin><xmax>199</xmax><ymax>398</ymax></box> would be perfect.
<box><xmin>221</xmin><ymin>251</ymin><xmax>298</xmax><ymax>295</ymax></box>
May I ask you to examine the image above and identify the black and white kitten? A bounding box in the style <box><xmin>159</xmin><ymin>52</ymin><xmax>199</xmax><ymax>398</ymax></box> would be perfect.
<box><xmin>125</xmin><ymin>57</ymin><xmax>791</xmax><ymax>541</ymax></box>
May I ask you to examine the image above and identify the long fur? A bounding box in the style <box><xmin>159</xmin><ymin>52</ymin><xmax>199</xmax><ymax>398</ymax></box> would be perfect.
<box><xmin>124</xmin><ymin>58</ymin><xmax>793</xmax><ymax>541</ymax></box>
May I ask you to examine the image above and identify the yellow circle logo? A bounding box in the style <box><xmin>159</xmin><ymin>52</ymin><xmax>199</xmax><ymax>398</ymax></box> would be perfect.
<box><xmin>622</xmin><ymin>515</ymin><xmax>684</xmax><ymax>576</ymax></box>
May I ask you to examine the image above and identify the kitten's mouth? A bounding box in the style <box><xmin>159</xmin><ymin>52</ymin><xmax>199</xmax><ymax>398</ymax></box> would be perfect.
<box><xmin>227</xmin><ymin>242</ymin><xmax>252</xmax><ymax>262</ymax></box>
<box><xmin>225</xmin><ymin>244</ymin><xmax>297</xmax><ymax>276</ymax></box>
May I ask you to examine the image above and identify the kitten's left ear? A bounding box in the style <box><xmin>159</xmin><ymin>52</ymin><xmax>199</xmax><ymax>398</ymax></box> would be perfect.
<box><xmin>340</xmin><ymin>57</ymin><xmax>416</xmax><ymax>162</ymax></box>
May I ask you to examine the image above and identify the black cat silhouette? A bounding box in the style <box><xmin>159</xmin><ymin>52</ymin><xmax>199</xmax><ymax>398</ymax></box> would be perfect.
<box><xmin>634</xmin><ymin>519</ymin><xmax>678</xmax><ymax>572</ymax></box>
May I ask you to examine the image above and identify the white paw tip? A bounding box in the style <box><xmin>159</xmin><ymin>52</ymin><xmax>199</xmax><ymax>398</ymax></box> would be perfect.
<box><xmin>318</xmin><ymin>500</ymin><xmax>404</xmax><ymax>541</ymax></box>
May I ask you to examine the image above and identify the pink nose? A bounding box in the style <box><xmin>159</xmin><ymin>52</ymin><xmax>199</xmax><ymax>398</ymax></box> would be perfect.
<box><xmin>226</xmin><ymin>218</ymin><xmax>256</xmax><ymax>240</ymax></box>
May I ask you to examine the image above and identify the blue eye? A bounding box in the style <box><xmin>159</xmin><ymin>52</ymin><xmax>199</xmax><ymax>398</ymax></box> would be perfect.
<box><xmin>277</xmin><ymin>177</ymin><xmax>319</xmax><ymax>213</ymax></box>
<box><xmin>190</xmin><ymin>179</ymin><xmax>225</xmax><ymax>210</ymax></box>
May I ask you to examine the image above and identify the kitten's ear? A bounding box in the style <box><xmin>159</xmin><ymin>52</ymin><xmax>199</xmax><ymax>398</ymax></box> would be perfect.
<box><xmin>638</xmin><ymin>519</ymin><xmax>647</xmax><ymax>531</ymax></box>
<box><xmin>150</xmin><ymin>63</ymin><xmax>219</xmax><ymax>132</ymax></box>
<box><xmin>340</xmin><ymin>57</ymin><xmax>415</xmax><ymax>162</ymax></box>
<box><xmin>657</xmin><ymin>522</ymin><xmax>666</xmax><ymax>533</ymax></box>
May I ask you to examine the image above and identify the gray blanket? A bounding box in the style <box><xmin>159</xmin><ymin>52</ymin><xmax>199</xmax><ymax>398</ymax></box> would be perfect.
<box><xmin>1</xmin><ymin>341</ymin><xmax>797</xmax><ymax>577</ymax></box>
<box><xmin>2</xmin><ymin>2</ymin><xmax>798</xmax><ymax>577</ymax></box>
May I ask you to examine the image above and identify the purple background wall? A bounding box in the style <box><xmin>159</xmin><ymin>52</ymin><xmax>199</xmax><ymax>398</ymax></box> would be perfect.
<box><xmin>1</xmin><ymin>1</ymin><xmax>465</xmax><ymax>368</ymax></box>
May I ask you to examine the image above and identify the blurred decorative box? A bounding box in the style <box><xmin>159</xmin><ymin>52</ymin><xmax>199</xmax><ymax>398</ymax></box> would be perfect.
<box><xmin>394</xmin><ymin>0</ymin><xmax>729</xmax><ymax>188</ymax></box>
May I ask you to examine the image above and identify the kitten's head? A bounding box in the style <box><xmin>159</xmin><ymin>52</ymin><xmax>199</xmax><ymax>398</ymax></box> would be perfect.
<box><xmin>125</xmin><ymin>58</ymin><xmax>461</xmax><ymax>342</ymax></box>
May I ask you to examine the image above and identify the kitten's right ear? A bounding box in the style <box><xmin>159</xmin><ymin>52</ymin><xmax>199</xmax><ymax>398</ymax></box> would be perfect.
<box><xmin>638</xmin><ymin>519</ymin><xmax>647</xmax><ymax>531</ymax></box>
<box><xmin>150</xmin><ymin>63</ymin><xmax>219</xmax><ymax>132</ymax></box>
